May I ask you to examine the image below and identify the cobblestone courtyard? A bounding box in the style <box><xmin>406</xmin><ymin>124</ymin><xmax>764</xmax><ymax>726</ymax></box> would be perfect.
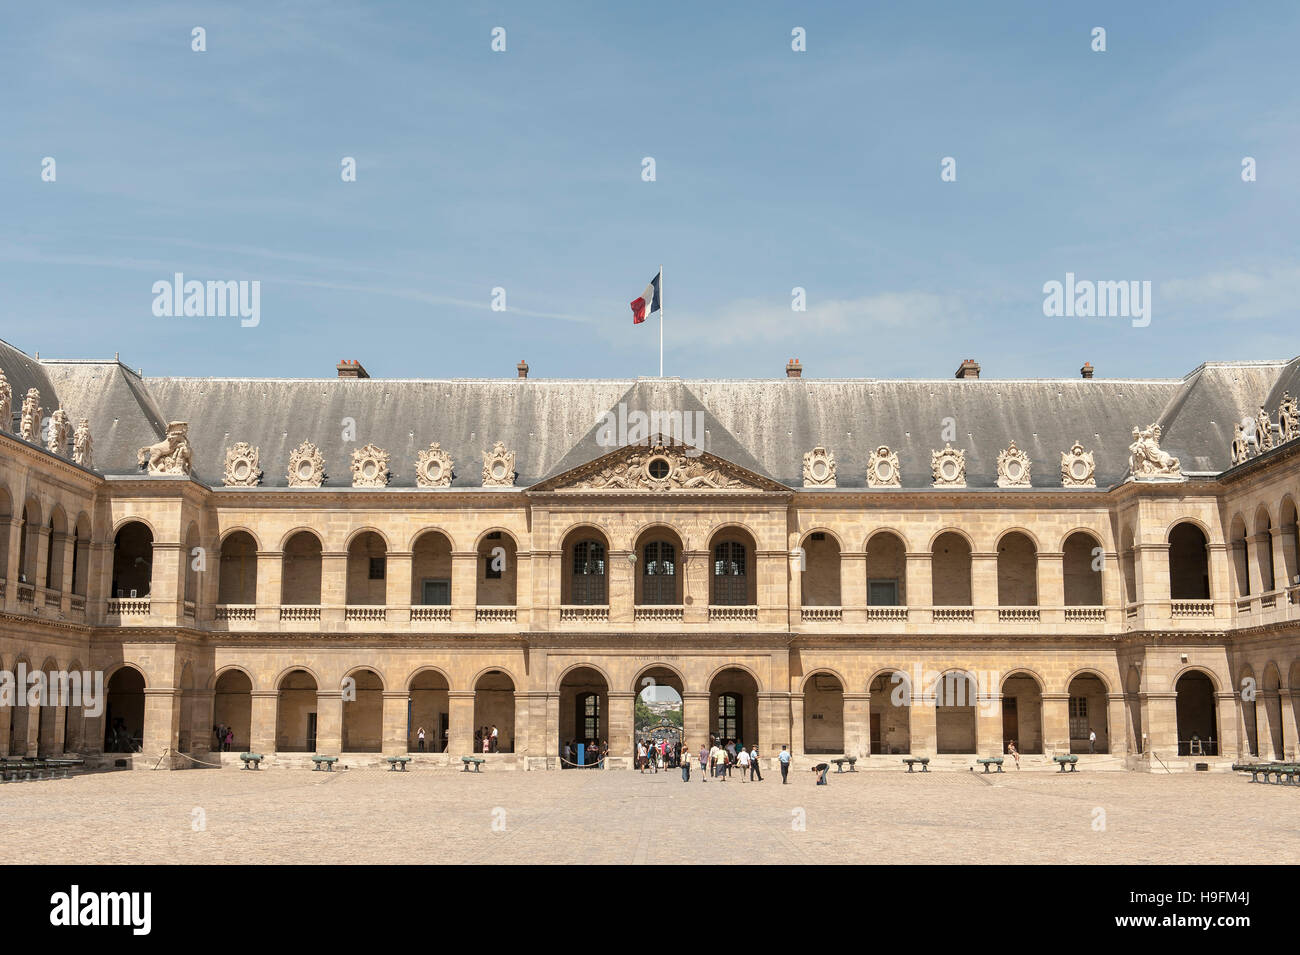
<box><xmin>1</xmin><ymin>767</ymin><xmax>1295</xmax><ymax>865</ymax></box>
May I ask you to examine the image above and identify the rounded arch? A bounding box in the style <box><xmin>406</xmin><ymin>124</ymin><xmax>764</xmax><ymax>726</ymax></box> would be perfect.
<box><xmin>474</xmin><ymin>526</ymin><xmax>519</xmax><ymax>550</ymax></box>
<box><xmin>1058</xmin><ymin>525</ymin><xmax>1105</xmax><ymax>553</ymax></box>
<box><xmin>706</xmin><ymin>521</ymin><xmax>761</xmax><ymax>548</ymax></box>
<box><xmin>1252</xmin><ymin>504</ymin><xmax>1276</xmax><ymax>534</ymax></box>
<box><xmin>406</xmin><ymin>525</ymin><xmax>458</xmax><ymax>552</ymax></box>
<box><xmin>797</xmin><ymin>526</ymin><xmax>845</xmax><ymax>550</ymax></box>
<box><xmin>863</xmin><ymin>526</ymin><xmax>912</xmax><ymax>553</ymax></box>
<box><xmin>103</xmin><ymin>661</ymin><xmax>149</xmax><ymax>687</ymax></box>
<box><xmin>798</xmin><ymin>666</ymin><xmax>848</xmax><ymax>693</ymax></box>
<box><xmin>703</xmin><ymin>661</ymin><xmax>765</xmax><ymax>693</ymax></box>
<box><xmin>341</xmin><ymin>665</ymin><xmax>387</xmax><ymax>691</ymax></box>
<box><xmin>1062</xmin><ymin>666</ymin><xmax>1113</xmax><ymax>694</ymax></box>
<box><xmin>708</xmin><ymin>524</ymin><xmax>757</xmax><ymax>606</ymax></box>
<box><xmin>219</xmin><ymin>526</ymin><xmax>263</xmax><ymax>550</ymax></box>
<box><xmin>1000</xmin><ymin>667</ymin><xmax>1046</xmax><ymax>691</ymax></box>
<box><xmin>209</xmin><ymin>663</ymin><xmax>258</xmax><ymax>691</ymax></box>
<box><xmin>469</xmin><ymin>663</ymin><xmax>520</xmax><ymax>692</ymax></box>
<box><xmin>344</xmin><ymin>524</ymin><xmax>392</xmax><ymax>550</ymax></box>
<box><xmin>110</xmin><ymin>514</ymin><xmax>156</xmax><ymax>538</ymax></box>
<box><xmin>927</xmin><ymin>525</ymin><xmax>976</xmax><ymax>551</ymax></box>
<box><xmin>995</xmin><ymin>525</ymin><xmax>1041</xmax><ymax>551</ymax></box>
<box><xmin>561</xmin><ymin>524</ymin><xmax>610</xmax><ymax>605</ymax></box>
<box><xmin>1165</xmin><ymin>516</ymin><xmax>1213</xmax><ymax>544</ymax></box>
<box><xmin>634</xmin><ymin>524</ymin><xmax>685</xmax><ymax>605</ymax></box>
<box><xmin>273</xmin><ymin>663</ymin><xmax>323</xmax><ymax>689</ymax></box>
<box><xmin>866</xmin><ymin>665</ymin><xmax>911</xmax><ymax>693</ymax></box>
<box><xmin>278</xmin><ymin>526</ymin><xmax>324</xmax><ymax>550</ymax></box>
<box><xmin>558</xmin><ymin>520</ymin><xmax>612</xmax><ymax>546</ymax></box>
<box><xmin>630</xmin><ymin>661</ymin><xmax>688</xmax><ymax>694</ymax></box>
<box><xmin>404</xmin><ymin>664</ymin><xmax>454</xmax><ymax>690</ymax></box>
<box><xmin>631</xmin><ymin>521</ymin><xmax>687</xmax><ymax>551</ymax></box>
<box><xmin>1171</xmin><ymin>664</ymin><xmax>1221</xmax><ymax>693</ymax></box>
<box><xmin>553</xmin><ymin>661</ymin><xmax>614</xmax><ymax>694</ymax></box>
<box><xmin>1168</xmin><ymin>521</ymin><xmax>1212</xmax><ymax>600</ymax></box>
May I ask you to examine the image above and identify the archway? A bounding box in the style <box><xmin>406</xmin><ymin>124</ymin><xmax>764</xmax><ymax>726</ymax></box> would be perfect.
<box><xmin>1255</xmin><ymin>509</ymin><xmax>1277</xmax><ymax>593</ymax></box>
<box><xmin>1063</xmin><ymin>531</ymin><xmax>1103</xmax><ymax>606</ymax></box>
<box><xmin>411</xmin><ymin>531</ymin><xmax>453</xmax><ymax>606</ymax></box>
<box><xmin>803</xmin><ymin>672</ymin><xmax>844</xmax><ymax>754</ymax></box>
<box><xmin>275</xmin><ymin>669</ymin><xmax>318</xmax><ymax>752</ymax></box>
<box><xmin>1230</xmin><ymin>515</ymin><xmax>1250</xmax><ymax>596</ymax></box>
<box><xmin>1001</xmin><ymin>673</ymin><xmax>1043</xmax><ymax>754</ymax></box>
<box><xmin>996</xmin><ymin>532</ymin><xmax>1038</xmax><ymax>606</ymax></box>
<box><xmin>709</xmin><ymin>528</ymin><xmax>756</xmax><ymax>606</ymax></box>
<box><xmin>869</xmin><ymin>670</ymin><xmax>911</xmax><ymax>754</ymax></box>
<box><xmin>635</xmin><ymin>665</ymin><xmax>685</xmax><ymax>752</ymax></box>
<box><xmin>45</xmin><ymin>507</ymin><xmax>68</xmax><ymax>592</ymax></box>
<box><xmin>559</xmin><ymin>666</ymin><xmax>609</xmax><ymax>766</ymax></box>
<box><xmin>213</xmin><ymin>670</ymin><xmax>252</xmax><ymax>752</ymax></box>
<box><xmin>218</xmin><ymin>531</ymin><xmax>258</xmax><ymax>604</ymax></box>
<box><xmin>1120</xmin><ymin>526</ymin><xmax>1137</xmax><ymax>606</ymax></box>
<box><xmin>1261</xmin><ymin>664</ymin><xmax>1284</xmax><ymax>760</ymax></box>
<box><xmin>562</xmin><ymin>528</ymin><xmax>609</xmax><ymax>606</ymax></box>
<box><xmin>1067</xmin><ymin>673</ymin><xmax>1110</xmax><ymax>753</ymax></box>
<box><xmin>111</xmin><ymin>521</ymin><xmax>152</xmax><ymax>598</ymax></box>
<box><xmin>935</xmin><ymin>670</ymin><xmax>977</xmax><ymax>753</ymax></box>
<box><xmin>801</xmin><ymin>533</ymin><xmax>841</xmax><ymax>607</ymax></box>
<box><xmin>1280</xmin><ymin>498</ymin><xmax>1299</xmax><ymax>587</ymax></box>
<box><xmin>19</xmin><ymin>499</ymin><xmax>41</xmax><ymax>584</ymax></box>
<box><xmin>8</xmin><ymin>657</ymin><xmax>32</xmax><ymax>756</ymax></box>
<box><xmin>635</xmin><ymin>528</ymin><xmax>684</xmax><ymax>605</ymax></box>
<box><xmin>473</xmin><ymin>670</ymin><xmax>514</xmax><ymax>752</ymax></box>
<box><xmin>866</xmin><ymin>532</ymin><xmax>907</xmax><ymax>606</ymax></box>
<box><xmin>709</xmin><ymin>667</ymin><xmax>758</xmax><ymax>747</ymax></box>
<box><xmin>1175</xmin><ymin>670</ymin><xmax>1218</xmax><ymax>756</ymax></box>
<box><xmin>408</xmin><ymin>670</ymin><xmax>449</xmax><ymax>752</ymax></box>
<box><xmin>476</xmin><ymin>533</ymin><xmax>517</xmax><ymax>606</ymax></box>
<box><xmin>346</xmin><ymin>532</ymin><xmax>387</xmax><ymax>606</ymax></box>
<box><xmin>931</xmin><ymin>532</ymin><xmax>972</xmax><ymax>606</ymax></box>
<box><xmin>37</xmin><ymin>659</ymin><xmax>60</xmax><ymax>755</ymax></box>
<box><xmin>1168</xmin><ymin>522</ymin><xmax>1210</xmax><ymax>600</ymax></box>
<box><xmin>72</xmin><ymin>513</ymin><xmax>91</xmax><ymax>597</ymax></box>
<box><xmin>281</xmin><ymin>531</ymin><xmax>322</xmax><ymax>605</ymax></box>
<box><xmin>342</xmin><ymin>669</ymin><xmax>383</xmax><ymax>752</ymax></box>
<box><xmin>104</xmin><ymin>667</ymin><xmax>145</xmax><ymax>753</ymax></box>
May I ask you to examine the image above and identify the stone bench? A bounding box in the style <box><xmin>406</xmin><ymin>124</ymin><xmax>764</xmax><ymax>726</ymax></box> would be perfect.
<box><xmin>977</xmin><ymin>757</ymin><xmax>1004</xmax><ymax>774</ymax></box>
<box><xmin>903</xmin><ymin>757</ymin><xmax>930</xmax><ymax>773</ymax></box>
<box><xmin>240</xmin><ymin>753</ymin><xmax>264</xmax><ymax>771</ymax></box>
<box><xmin>461</xmin><ymin>756</ymin><xmax>485</xmax><ymax>773</ymax></box>
<box><xmin>1053</xmin><ymin>754</ymin><xmax>1079</xmax><ymax>773</ymax></box>
<box><xmin>831</xmin><ymin>757</ymin><xmax>857</xmax><ymax>773</ymax></box>
<box><xmin>312</xmin><ymin>755</ymin><xmax>338</xmax><ymax>772</ymax></box>
<box><xmin>386</xmin><ymin>756</ymin><xmax>412</xmax><ymax>772</ymax></box>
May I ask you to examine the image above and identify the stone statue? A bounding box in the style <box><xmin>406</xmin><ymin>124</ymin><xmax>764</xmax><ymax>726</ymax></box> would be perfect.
<box><xmin>1277</xmin><ymin>392</ymin><xmax>1299</xmax><ymax>443</ymax></box>
<box><xmin>1128</xmin><ymin>423</ymin><xmax>1181</xmax><ymax>480</ymax></box>
<box><xmin>19</xmin><ymin>388</ymin><xmax>41</xmax><ymax>443</ymax></box>
<box><xmin>0</xmin><ymin>369</ymin><xmax>10</xmax><ymax>433</ymax></box>
<box><xmin>73</xmin><ymin>418</ymin><xmax>93</xmax><ymax>469</ymax></box>
<box><xmin>137</xmin><ymin>421</ymin><xmax>193</xmax><ymax>475</ymax></box>
<box><xmin>46</xmin><ymin>408</ymin><xmax>71</xmax><ymax>456</ymax></box>
<box><xmin>1255</xmin><ymin>406</ymin><xmax>1274</xmax><ymax>453</ymax></box>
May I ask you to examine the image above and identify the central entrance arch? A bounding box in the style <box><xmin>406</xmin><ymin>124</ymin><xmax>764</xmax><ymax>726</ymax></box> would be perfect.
<box><xmin>709</xmin><ymin>668</ymin><xmax>758</xmax><ymax>748</ymax></box>
<box><xmin>558</xmin><ymin>666</ymin><xmax>608</xmax><ymax>766</ymax></box>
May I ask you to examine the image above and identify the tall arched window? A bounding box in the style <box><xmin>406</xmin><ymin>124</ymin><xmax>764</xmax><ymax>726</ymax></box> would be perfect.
<box><xmin>571</xmin><ymin>540</ymin><xmax>607</xmax><ymax>604</ymax></box>
<box><xmin>713</xmin><ymin>542</ymin><xmax>746</xmax><ymax>605</ymax></box>
<box><xmin>576</xmin><ymin>692</ymin><xmax>601</xmax><ymax>740</ymax></box>
<box><xmin>717</xmin><ymin>693</ymin><xmax>740</xmax><ymax>741</ymax></box>
<box><xmin>642</xmin><ymin>541</ymin><xmax>676</xmax><ymax>604</ymax></box>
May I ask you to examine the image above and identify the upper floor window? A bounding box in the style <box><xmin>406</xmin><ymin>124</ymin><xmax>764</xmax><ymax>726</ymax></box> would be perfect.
<box><xmin>713</xmin><ymin>541</ymin><xmax>747</xmax><ymax>605</ymax></box>
<box><xmin>571</xmin><ymin>540</ymin><xmax>607</xmax><ymax>605</ymax></box>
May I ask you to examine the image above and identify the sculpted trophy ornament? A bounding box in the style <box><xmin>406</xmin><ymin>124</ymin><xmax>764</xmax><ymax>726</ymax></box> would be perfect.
<box><xmin>867</xmin><ymin>445</ymin><xmax>901</xmax><ymax>488</ymax></box>
<box><xmin>137</xmin><ymin>421</ymin><xmax>192</xmax><ymax>475</ymax></box>
<box><xmin>482</xmin><ymin>441</ymin><xmax>516</xmax><ymax>487</ymax></box>
<box><xmin>802</xmin><ymin>446</ymin><xmax>836</xmax><ymax>487</ymax></box>
<box><xmin>1278</xmin><ymin>392</ymin><xmax>1299</xmax><ymax>443</ymax></box>
<box><xmin>287</xmin><ymin>440</ymin><xmax>326</xmax><ymax>487</ymax></box>
<box><xmin>20</xmin><ymin>388</ymin><xmax>41</xmax><ymax>443</ymax></box>
<box><xmin>73</xmin><ymin>418</ymin><xmax>93</xmax><ymax>469</ymax></box>
<box><xmin>1060</xmin><ymin>441</ymin><xmax>1097</xmax><ymax>487</ymax></box>
<box><xmin>46</xmin><ymin>408</ymin><xmax>72</xmax><ymax>456</ymax></box>
<box><xmin>1127</xmin><ymin>423</ymin><xmax>1182</xmax><ymax>481</ymax></box>
<box><xmin>931</xmin><ymin>444</ymin><xmax>966</xmax><ymax>488</ymax></box>
<box><xmin>350</xmin><ymin>443</ymin><xmax>390</xmax><ymax>488</ymax></box>
<box><xmin>223</xmin><ymin>442</ymin><xmax>262</xmax><ymax>486</ymax></box>
<box><xmin>1255</xmin><ymin>405</ymin><xmax>1275</xmax><ymax>453</ymax></box>
<box><xmin>0</xmin><ymin>369</ymin><xmax>11</xmax><ymax>433</ymax></box>
<box><xmin>995</xmin><ymin>440</ymin><xmax>1031</xmax><ymax>488</ymax></box>
<box><xmin>415</xmin><ymin>441</ymin><xmax>454</xmax><ymax>488</ymax></box>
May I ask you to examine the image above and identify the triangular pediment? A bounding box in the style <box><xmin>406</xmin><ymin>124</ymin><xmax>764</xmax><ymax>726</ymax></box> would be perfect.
<box><xmin>533</xmin><ymin>438</ymin><xmax>785</xmax><ymax>492</ymax></box>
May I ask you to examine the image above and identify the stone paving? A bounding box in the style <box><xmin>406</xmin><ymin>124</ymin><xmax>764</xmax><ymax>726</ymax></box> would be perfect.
<box><xmin>0</xmin><ymin>765</ymin><xmax>1295</xmax><ymax>864</ymax></box>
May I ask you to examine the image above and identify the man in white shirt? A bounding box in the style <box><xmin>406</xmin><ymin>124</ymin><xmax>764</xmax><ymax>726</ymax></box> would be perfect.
<box><xmin>1088</xmin><ymin>729</ymin><xmax>1096</xmax><ymax>754</ymax></box>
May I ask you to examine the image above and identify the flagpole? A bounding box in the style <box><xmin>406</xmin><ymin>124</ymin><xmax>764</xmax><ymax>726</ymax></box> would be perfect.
<box><xmin>659</xmin><ymin>264</ymin><xmax>664</xmax><ymax>377</ymax></box>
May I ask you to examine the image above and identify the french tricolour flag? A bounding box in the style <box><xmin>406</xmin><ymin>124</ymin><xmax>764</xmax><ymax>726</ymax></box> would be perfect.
<box><xmin>630</xmin><ymin>271</ymin><xmax>661</xmax><ymax>324</ymax></box>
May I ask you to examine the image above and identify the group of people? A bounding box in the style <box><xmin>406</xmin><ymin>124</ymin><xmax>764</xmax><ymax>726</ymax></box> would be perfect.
<box><xmin>635</xmin><ymin>737</ymin><xmax>685</xmax><ymax>772</ymax></box>
<box><xmin>211</xmin><ymin>723</ymin><xmax>234</xmax><ymax>752</ymax></box>
<box><xmin>562</xmin><ymin>738</ymin><xmax>607</xmax><ymax>768</ymax></box>
<box><xmin>693</xmin><ymin>737</ymin><xmax>763</xmax><ymax>782</ymax></box>
<box><xmin>473</xmin><ymin>725</ymin><xmax>500</xmax><ymax>753</ymax></box>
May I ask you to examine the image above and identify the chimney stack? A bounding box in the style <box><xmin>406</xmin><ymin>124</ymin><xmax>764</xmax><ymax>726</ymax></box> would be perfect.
<box><xmin>1080</xmin><ymin>361</ymin><xmax>1094</xmax><ymax>379</ymax></box>
<box><xmin>517</xmin><ymin>359</ymin><xmax>529</xmax><ymax>379</ymax></box>
<box><xmin>786</xmin><ymin>358</ymin><xmax>802</xmax><ymax>378</ymax></box>
<box><xmin>336</xmin><ymin>359</ymin><xmax>370</xmax><ymax>379</ymax></box>
<box><xmin>955</xmin><ymin>358</ymin><xmax>980</xmax><ymax>379</ymax></box>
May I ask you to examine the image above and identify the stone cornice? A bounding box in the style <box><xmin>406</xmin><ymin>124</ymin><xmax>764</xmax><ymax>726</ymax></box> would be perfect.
<box><xmin>0</xmin><ymin>432</ymin><xmax>103</xmax><ymax>488</ymax></box>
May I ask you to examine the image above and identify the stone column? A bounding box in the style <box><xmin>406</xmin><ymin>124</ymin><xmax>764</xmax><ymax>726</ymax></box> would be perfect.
<box><xmin>787</xmin><ymin>548</ymin><xmax>803</xmax><ymax>630</ymax></box>
<box><xmin>0</xmin><ymin>705</ymin><xmax>10</xmax><ymax>757</ymax></box>
<box><xmin>1041</xmin><ymin>693</ymin><xmax>1070</xmax><ymax>754</ymax></box>
<box><xmin>907</xmin><ymin>551</ymin><xmax>932</xmax><ymax>623</ymax></box>
<box><xmin>607</xmin><ymin>690</ymin><xmax>635</xmax><ymax>760</ymax></box>
<box><xmin>2</xmin><ymin>516</ymin><xmax>23</xmax><ymax>612</ymax></box>
<box><xmin>1106</xmin><ymin>692</ymin><xmax>1126</xmax><ymax>756</ymax></box>
<box><xmin>682</xmin><ymin>692</ymin><xmax>710</xmax><ymax>749</ymax></box>
<box><xmin>683</xmin><ymin>550</ymin><xmax>709</xmax><ymax>624</ymax></box>
<box><xmin>447</xmin><ymin>690</ymin><xmax>475</xmax><ymax>756</ymax></box>
<box><xmin>758</xmin><ymin>691</ymin><xmax>791</xmax><ymax>752</ymax></box>
<box><xmin>843</xmin><ymin>691</ymin><xmax>869</xmax><ymax>758</ymax></box>
<box><xmin>789</xmin><ymin>691</ymin><xmax>805</xmax><ymax>755</ymax></box>
<box><xmin>1256</xmin><ymin>690</ymin><xmax>1279</xmax><ymax>759</ymax></box>
<box><xmin>250</xmin><ymin>690</ymin><xmax>277</xmax><ymax>753</ymax></box>
<box><xmin>1278</xmin><ymin>522</ymin><xmax>1298</xmax><ymax>591</ymax></box>
<box><xmin>255</xmin><ymin>550</ymin><xmax>282</xmax><ymax>623</ymax></box>
<box><xmin>840</xmin><ymin>552</ymin><xmax>867</xmax><ymax>627</ymax></box>
<box><xmin>971</xmin><ymin>551</ymin><xmax>998</xmax><ymax>617</ymax></box>
<box><xmin>757</xmin><ymin>551</ymin><xmax>787</xmax><ymax>627</ymax></box>
<box><xmin>977</xmin><ymin>691</ymin><xmax>1003</xmax><ymax>756</ymax></box>
<box><xmin>514</xmin><ymin>551</ymin><xmax>533</xmax><ymax>630</ymax></box>
<box><xmin>385</xmin><ymin>551</ymin><xmax>413</xmax><ymax>621</ymax></box>
<box><xmin>1144</xmin><ymin>691</ymin><xmax>1178</xmax><ymax>758</ymax></box>
<box><xmin>1136</xmin><ymin>542</ymin><xmax>1170</xmax><ymax>623</ymax></box>
<box><xmin>1248</xmin><ymin>533</ymin><xmax>1270</xmax><ymax>594</ymax></box>
<box><xmin>57</xmin><ymin>531</ymin><xmax>75</xmax><ymax>612</ymax></box>
<box><xmin>189</xmin><ymin>689</ymin><xmax>214</xmax><ymax>756</ymax></box>
<box><xmin>320</xmin><ymin>551</ymin><xmax>347</xmax><ymax>626</ymax></box>
<box><xmin>1216</xmin><ymin>691</ymin><xmax>1240</xmax><ymax>759</ymax></box>
<box><xmin>1280</xmin><ymin>690</ymin><xmax>1299</xmax><ymax>761</ymax></box>
<box><xmin>910</xmin><ymin>690</ymin><xmax>936</xmax><ymax>755</ymax></box>
<box><xmin>31</xmin><ymin>524</ymin><xmax>51</xmax><ymax>593</ymax></box>
<box><xmin>1102</xmin><ymin>551</ymin><xmax>1123</xmax><ymax>624</ymax></box>
<box><xmin>315</xmin><ymin>689</ymin><xmax>343</xmax><ymax>754</ymax></box>
<box><xmin>450</xmin><ymin>552</ymin><xmax>478</xmax><ymax>626</ymax></box>
<box><xmin>1039</xmin><ymin>551</ymin><xmax>1064</xmax><ymax>624</ymax></box>
<box><xmin>519</xmin><ymin>690</ymin><xmax>549</xmax><ymax>764</ymax></box>
<box><xmin>608</xmin><ymin>550</ymin><xmax>633</xmax><ymax>625</ymax></box>
<box><xmin>381</xmin><ymin>689</ymin><xmax>409</xmax><ymax>755</ymax></box>
<box><xmin>90</xmin><ymin>539</ymin><xmax>113</xmax><ymax>623</ymax></box>
<box><xmin>23</xmin><ymin>705</ymin><xmax>41</xmax><ymax>757</ymax></box>
<box><xmin>142</xmin><ymin>687</ymin><xmax>180</xmax><ymax>759</ymax></box>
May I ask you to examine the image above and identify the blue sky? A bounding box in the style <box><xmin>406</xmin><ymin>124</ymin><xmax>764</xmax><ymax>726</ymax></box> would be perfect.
<box><xmin>2</xmin><ymin>1</ymin><xmax>1297</xmax><ymax>380</ymax></box>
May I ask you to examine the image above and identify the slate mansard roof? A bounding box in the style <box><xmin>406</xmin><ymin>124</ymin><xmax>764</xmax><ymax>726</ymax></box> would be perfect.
<box><xmin>5</xmin><ymin>336</ymin><xmax>1299</xmax><ymax>490</ymax></box>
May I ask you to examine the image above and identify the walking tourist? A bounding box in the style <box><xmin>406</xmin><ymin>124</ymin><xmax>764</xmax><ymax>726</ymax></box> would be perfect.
<box><xmin>681</xmin><ymin>745</ymin><xmax>691</xmax><ymax>782</ymax></box>
<box><xmin>736</xmin><ymin>745</ymin><xmax>750</xmax><ymax>781</ymax></box>
<box><xmin>698</xmin><ymin>743</ymin><xmax>709</xmax><ymax>782</ymax></box>
<box><xmin>1089</xmin><ymin>728</ymin><xmax>1096</xmax><ymax>754</ymax></box>
<box><xmin>750</xmin><ymin>744</ymin><xmax>762</xmax><ymax>781</ymax></box>
<box><xmin>779</xmin><ymin>744</ymin><xmax>791</xmax><ymax>783</ymax></box>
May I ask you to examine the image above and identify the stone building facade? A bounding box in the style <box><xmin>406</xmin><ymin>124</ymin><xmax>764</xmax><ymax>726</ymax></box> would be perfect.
<box><xmin>1</xmin><ymin>338</ymin><xmax>1298</xmax><ymax>770</ymax></box>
